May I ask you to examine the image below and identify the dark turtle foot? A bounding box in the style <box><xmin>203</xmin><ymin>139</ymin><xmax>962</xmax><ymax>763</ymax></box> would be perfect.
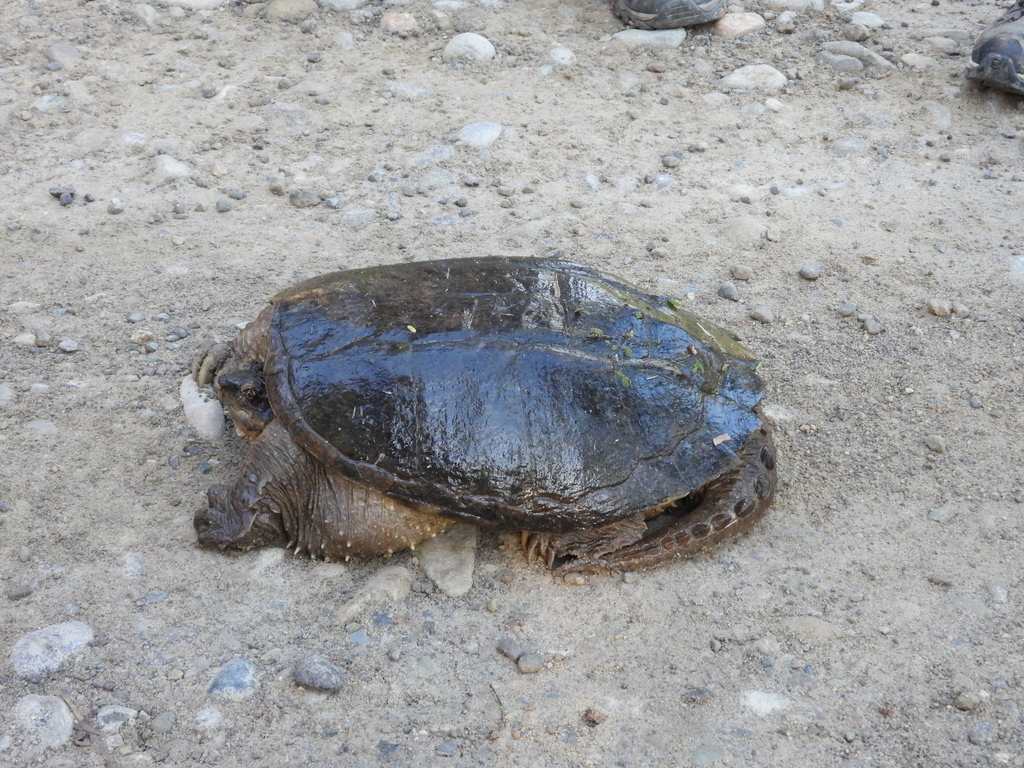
<box><xmin>191</xmin><ymin>341</ymin><xmax>234</xmax><ymax>388</ymax></box>
<box><xmin>967</xmin><ymin>1</ymin><xmax>1024</xmax><ymax>95</ymax></box>
<box><xmin>525</xmin><ymin>426</ymin><xmax>777</xmax><ymax>574</ymax></box>
<box><xmin>611</xmin><ymin>0</ymin><xmax>726</xmax><ymax>29</ymax></box>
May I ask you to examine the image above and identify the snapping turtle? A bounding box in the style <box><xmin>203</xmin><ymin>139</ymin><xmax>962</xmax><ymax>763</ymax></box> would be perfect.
<box><xmin>193</xmin><ymin>258</ymin><xmax>776</xmax><ymax>573</ymax></box>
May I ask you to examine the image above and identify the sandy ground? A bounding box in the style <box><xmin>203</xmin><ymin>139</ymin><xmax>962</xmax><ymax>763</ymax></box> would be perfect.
<box><xmin>2</xmin><ymin>0</ymin><xmax>1024</xmax><ymax>765</ymax></box>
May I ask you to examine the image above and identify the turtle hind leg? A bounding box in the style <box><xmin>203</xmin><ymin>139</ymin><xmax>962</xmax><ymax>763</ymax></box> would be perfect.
<box><xmin>551</xmin><ymin>426</ymin><xmax>777</xmax><ymax>575</ymax></box>
<box><xmin>521</xmin><ymin>515</ymin><xmax>648</xmax><ymax>570</ymax></box>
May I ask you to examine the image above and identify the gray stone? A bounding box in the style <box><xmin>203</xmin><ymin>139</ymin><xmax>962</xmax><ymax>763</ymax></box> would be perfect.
<box><xmin>718</xmin><ymin>282</ymin><xmax>740</xmax><ymax>301</ymax></box>
<box><xmin>293</xmin><ymin>654</ymin><xmax>344</xmax><ymax>692</ymax></box>
<box><xmin>862</xmin><ymin>316</ymin><xmax>883</xmax><ymax>335</ymax></box>
<box><xmin>817</xmin><ymin>52</ymin><xmax>864</xmax><ymax>73</ymax></box>
<box><xmin>194</xmin><ymin>707</ymin><xmax>222</xmax><ymax>729</ymax></box>
<box><xmin>851</xmin><ymin>11</ymin><xmax>885</xmax><ymax>28</ymax></box>
<box><xmin>96</xmin><ymin>705</ymin><xmax>138</xmax><ymax>733</ymax></box>
<box><xmin>42</xmin><ymin>42</ymin><xmax>81</xmax><ymax>69</ymax></box>
<box><xmin>150</xmin><ymin>712</ymin><xmax>176</xmax><ymax>734</ymax></box>
<box><xmin>611</xmin><ymin>29</ymin><xmax>687</xmax><ymax>50</ymax></box>
<box><xmin>208</xmin><ymin>659</ymin><xmax>258</xmax><ymax>700</ymax></box>
<box><xmin>11</xmin><ymin>695</ymin><xmax>73</xmax><ymax>758</ymax></box>
<box><xmin>901</xmin><ymin>53</ymin><xmax>935</xmax><ymax>69</ymax></box>
<box><xmin>338</xmin><ymin>565</ymin><xmax>412</xmax><ymax>624</ymax></box>
<box><xmin>496</xmin><ymin>636</ymin><xmax>523</xmax><ymax>661</ymax></box>
<box><xmin>58</xmin><ymin>338</ymin><xmax>80</xmax><ymax>353</ymax></box>
<box><xmin>443</xmin><ymin>33</ymin><xmax>495</xmax><ymax>61</ymax></box>
<box><xmin>722</xmin><ymin>216</ymin><xmax>766</xmax><ymax>244</ymax></box>
<box><xmin>968</xmin><ymin>721</ymin><xmax>998</xmax><ymax>745</ymax></box>
<box><xmin>798</xmin><ymin>263</ymin><xmax>821</xmax><ymax>280</ymax></box>
<box><xmin>929</xmin><ymin>505</ymin><xmax>954</xmax><ymax>523</ymax></box>
<box><xmin>821</xmin><ymin>41</ymin><xmax>895</xmax><ymax>68</ymax></box>
<box><xmin>730</xmin><ymin>264</ymin><xmax>753</xmax><ymax>281</ymax></box>
<box><xmin>925</xmin><ymin>435</ymin><xmax>947</xmax><ymax>454</ymax></box>
<box><xmin>289</xmin><ymin>190</ymin><xmax>321</xmax><ymax>208</ymax></box>
<box><xmin>749</xmin><ymin>307</ymin><xmax>774</xmax><ymax>324</ymax></box>
<box><xmin>339</xmin><ymin>208</ymin><xmax>376</xmax><ymax>227</ymax></box>
<box><xmin>108</xmin><ymin>199</ymin><xmax>125</xmax><ymax>215</ymax></box>
<box><xmin>926</xmin><ymin>298</ymin><xmax>952</xmax><ymax>317</ymax></box>
<box><xmin>417</xmin><ymin>523</ymin><xmax>478</xmax><ymax>597</ymax></box>
<box><xmin>517</xmin><ymin>652</ymin><xmax>543</xmax><ymax>673</ymax></box>
<box><xmin>10</xmin><ymin>621</ymin><xmax>93</xmax><ymax>678</ymax></box>
<box><xmin>319</xmin><ymin>0</ymin><xmax>368</xmax><ymax>9</ymax></box>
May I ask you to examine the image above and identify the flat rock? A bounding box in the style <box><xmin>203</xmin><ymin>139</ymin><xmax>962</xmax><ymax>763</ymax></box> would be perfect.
<box><xmin>720</xmin><ymin>64</ymin><xmax>787</xmax><ymax>91</ymax></box>
<box><xmin>10</xmin><ymin>695</ymin><xmax>73</xmax><ymax>758</ymax></box>
<box><xmin>822</xmin><ymin>41</ymin><xmax>895</xmax><ymax>68</ymax></box>
<box><xmin>457</xmin><ymin>121</ymin><xmax>502</xmax><ymax>148</ymax></box>
<box><xmin>443</xmin><ymin>33</ymin><xmax>495</xmax><ymax>61</ymax></box>
<box><xmin>722</xmin><ymin>216</ymin><xmax>767</xmax><ymax>244</ymax></box>
<box><xmin>154</xmin><ymin>155</ymin><xmax>191</xmax><ymax>186</ymax></box>
<box><xmin>338</xmin><ymin>565</ymin><xmax>412</xmax><ymax>624</ymax></box>
<box><xmin>417</xmin><ymin>523</ymin><xmax>478</xmax><ymax>597</ymax></box>
<box><xmin>208</xmin><ymin>659</ymin><xmax>258</xmax><ymax>700</ymax></box>
<box><xmin>265</xmin><ymin>0</ymin><xmax>318</xmax><ymax>23</ymax></box>
<box><xmin>851</xmin><ymin>11</ymin><xmax>885</xmax><ymax>27</ymax></box>
<box><xmin>180</xmin><ymin>377</ymin><xmax>224</xmax><ymax>442</ymax></box>
<box><xmin>817</xmin><ymin>51</ymin><xmax>864</xmax><ymax>72</ymax></box>
<box><xmin>10</xmin><ymin>621</ymin><xmax>93</xmax><ymax>678</ymax></box>
<box><xmin>42</xmin><ymin>42</ymin><xmax>81</xmax><ymax>69</ymax></box>
<box><xmin>901</xmin><ymin>53</ymin><xmax>935</xmax><ymax>68</ymax></box>
<box><xmin>611</xmin><ymin>29</ymin><xmax>687</xmax><ymax>49</ymax></box>
<box><xmin>292</xmin><ymin>654</ymin><xmax>344</xmax><ymax>692</ymax></box>
<box><xmin>714</xmin><ymin>13</ymin><xmax>765</xmax><ymax>39</ymax></box>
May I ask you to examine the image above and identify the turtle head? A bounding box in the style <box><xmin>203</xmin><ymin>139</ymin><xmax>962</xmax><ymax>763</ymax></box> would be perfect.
<box><xmin>214</xmin><ymin>366</ymin><xmax>276</xmax><ymax>438</ymax></box>
<box><xmin>195</xmin><ymin>484</ymin><xmax>287</xmax><ymax>551</ymax></box>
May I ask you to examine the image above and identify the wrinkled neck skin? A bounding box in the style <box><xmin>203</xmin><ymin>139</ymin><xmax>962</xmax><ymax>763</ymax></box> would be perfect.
<box><xmin>196</xmin><ymin>420</ymin><xmax>451</xmax><ymax>559</ymax></box>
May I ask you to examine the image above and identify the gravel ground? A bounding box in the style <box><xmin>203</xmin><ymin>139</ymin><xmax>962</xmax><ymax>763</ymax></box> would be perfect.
<box><xmin>1</xmin><ymin>0</ymin><xmax>1023</xmax><ymax>765</ymax></box>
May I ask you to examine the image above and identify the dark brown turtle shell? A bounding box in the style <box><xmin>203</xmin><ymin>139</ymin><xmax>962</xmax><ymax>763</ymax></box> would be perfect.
<box><xmin>263</xmin><ymin>257</ymin><xmax>767</xmax><ymax>533</ymax></box>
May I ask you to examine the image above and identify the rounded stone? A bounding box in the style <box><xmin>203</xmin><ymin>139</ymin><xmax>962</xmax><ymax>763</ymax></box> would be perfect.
<box><xmin>926</xmin><ymin>298</ymin><xmax>952</xmax><ymax>317</ymax></box>
<box><xmin>517</xmin><ymin>652</ymin><xmax>544</xmax><ymax>674</ymax></box>
<box><xmin>292</xmin><ymin>654</ymin><xmax>344</xmax><ymax>692</ymax></box>
<box><xmin>714</xmin><ymin>12</ymin><xmax>766</xmax><ymax>39</ymax></box>
<box><xmin>718</xmin><ymin>282</ymin><xmax>740</xmax><ymax>301</ymax></box>
<box><xmin>750</xmin><ymin>307</ymin><xmax>774</xmax><ymax>324</ymax></box>
<box><xmin>924</xmin><ymin>435</ymin><xmax>947</xmax><ymax>454</ymax></box>
<box><xmin>443</xmin><ymin>33</ymin><xmax>495</xmax><ymax>62</ymax></box>
<box><xmin>208</xmin><ymin>659</ymin><xmax>258</xmax><ymax>700</ymax></box>
<box><xmin>10</xmin><ymin>621</ymin><xmax>93</xmax><ymax>678</ymax></box>
<box><xmin>798</xmin><ymin>263</ymin><xmax>821</xmax><ymax>280</ymax></box>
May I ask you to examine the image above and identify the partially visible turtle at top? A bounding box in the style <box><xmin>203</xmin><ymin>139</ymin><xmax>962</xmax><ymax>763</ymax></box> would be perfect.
<box><xmin>192</xmin><ymin>257</ymin><xmax>776</xmax><ymax>574</ymax></box>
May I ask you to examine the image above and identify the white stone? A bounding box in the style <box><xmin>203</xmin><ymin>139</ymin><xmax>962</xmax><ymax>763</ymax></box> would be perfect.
<box><xmin>133</xmin><ymin>4</ymin><xmax>160</xmax><ymax>27</ymax></box>
<box><xmin>901</xmin><ymin>53</ymin><xmax>935</xmax><ymax>68</ymax></box>
<box><xmin>728</xmin><ymin>184</ymin><xmax>760</xmax><ymax>202</ymax></box>
<box><xmin>417</xmin><ymin>523</ymin><xmax>478</xmax><ymax>597</ymax></box>
<box><xmin>549</xmin><ymin>46</ymin><xmax>576</xmax><ymax>65</ymax></box>
<box><xmin>381</xmin><ymin>12</ymin><xmax>417</xmax><ymax>34</ymax></box>
<box><xmin>714</xmin><ymin>12</ymin><xmax>765</xmax><ymax>39</ymax></box>
<box><xmin>13</xmin><ymin>332</ymin><xmax>37</xmax><ymax>347</ymax></box>
<box><xmin>179</xmin><ymin>376</ymin><xmax>225</xmax><ymax>442</ymax></box>
<box><xmin>320</xmin><ymin>0</ymin><xmax>368</xmax><ymax>9</ymax></box>
<box><xmin>850</xmin><ymin>11</ymin><xmax>885</xmax><ymax>28</ymax></box>
<box><xmin>10</xmin><ymin>621</ymin><xmax>93</xmax><ymax>678</ymax></box>
<box><xmin>720</xmin><ymin>64</ymin><xmax>787</xmax><ymax>91</ymax></box>
<box><xmin>162</xmin><ymin>0</ymin><xmax>227</xmax><ymax>8</ymax></box>
<box><xmin>742</xmin><ymin>691</ymin><xmax>790</xmax><ymax>715</ymax></box>
<box><xmin>96</xmin><ymin>705</ymin><xmax>138</xmax><ymax>734</ymax></box>
<box><xmin>759</xmin><ymin>0</ymin><xmax>821</xmax><ymax>10</ymax></box>
<box><xmin>443</xmin><ymin>33</ymin><xmax>495</xmax><ymax>61</ymax></box>
<box><xmin>42</xmin><ymin>42</ymin><xmax>81</xmax><ymax>68</ymax></box>
<box><xmin>611</xmin><ymin>29</ymin><xmax>686</xmax><ymax>49</ymax></box>
<box><xmin>154</xmin><ymin>155</ymin><xmax>191</xmax><ymax>186</ymax></box>
<box><xmin>821</xmin><ymin>41</ymin><xmax>895</xmax><ymax>68</ymax></box>
<box><xmin>338</xmin><ymin>565</ymin><xmax>412</xmax><ymax>623</ymax></box>
<box><xmin>390</xmin><ymin>81</ymin><xmax>431</xmax><ymax>99</ymax></box>
<box><xmin>457</xmin><ymin>121</ymin><xmax>502</xmax><ymax>148</ymax></box>
<box><xmin>265</xmin><ymin>0</ymin><xmax>318</xmax><ymax>23</ymax></box>
<box><xmin>722</xmin><ymin>216</ymin><xmax>766</xmax><ymax>244</ymax></box>
<box><xmin>11</xmin><ymin>696</ymin><xmax>73</xmax><ymax>758</ymax></box>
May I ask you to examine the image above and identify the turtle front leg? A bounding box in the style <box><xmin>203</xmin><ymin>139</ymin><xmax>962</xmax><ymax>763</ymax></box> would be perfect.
<box><xmin>544</xmin><ymin>426</ymin><xmax>777</xmax><ymax>575</ymax></box>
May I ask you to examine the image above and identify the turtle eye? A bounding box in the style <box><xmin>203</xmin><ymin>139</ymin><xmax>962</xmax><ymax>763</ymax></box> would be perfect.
<box><xmin>241</xmin><ymin>383</ymin><xmax>262</xmax><ymax>401</ymax></box>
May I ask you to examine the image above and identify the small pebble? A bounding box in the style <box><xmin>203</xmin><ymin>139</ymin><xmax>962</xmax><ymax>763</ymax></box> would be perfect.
<box><xmin>730</xmin><ymin>264</ymin><xmax>753</xmax><ymax>281</ymax></box>
<box><xmin>798</xmin><ymin>263</ymin><xmax>821</xmax><ymax>280</ymax></box>
<box><xmin>496</xmin><ymin>636</ymin><xmax>523</xmax><ymax>662</ymax></box>
<box><xmin>968</xmin><ymin>396</ymin><xmax>982</xmax><ymax>409</ymax></box>
<box><xmin>750</xmin><ymin>307</ymin><xmax>774</xmax><ymax>324</ymax></box>
<box><xmin>289</xmin><ymin>190</ymin><xmax>321</xmax><ymax>208</ymax></box>
<box><xmin>215</xmin><ymin>200</ymin><xmax>231</xmax><ymax>213</ymax></box>
<box><xmin>929</xmin><ymin>505</ymin><xmax>954</xmax><ymax>523</ymax></box>
<box><xmin>517</xmin><ymin>652</ymin><xmax>543</xmax><ymax>674</ymax></box>
<box><xmin>10</xmin><ymin>621</ymin><xmax>94</xmax><ymax>678</ymax></box>
<box><xmin>150</xmin><ymin>712</ymin><xmax>176</xmax><ymax>734</ymax></box>
<box><xmin>718</xmin><ymin>282</ymin><xmax>740</xmax><ymax>301</ymax></box>
<box><xmin>208</xmin><ymin>659</ymin><xmax>258</xmax><ymax>700</ymax></box>
<box><xmin>968</xmin><ymin>722</ymin><xmax>998</xmax><ymax>745</ymax></box>
<box><xmin>6</xmin><ymin>582</ymin><xmax>34</xmax><ymax>600</ymax></box>
<box><xmin>954</xmin><ymin>691</ymin><xmax>981</xmax><ymax>711</ymax></box>
<box><xmin>292</xmin><ymin>654</ymin><xmax>344</xmax><ymax>692</ymax></box>
<box><xmin>861</xmin><ymin>316</ymin><xmax>883</xmax><ymax>335</ymax></box>
<box><xmin>107</xmin><ymin>199</ymin><xmax>125</xmax><ymax>215</ymax></box>
<box><xmin>838</xmin><ymin>303</ymin><xmax>858</xmax><ymax>317</ymax></box>
<box><xmin>924</xmin><ymin>435</ymin><xmax>947</xmax><ymax>454</ymax></box>
<box><xmin>926</xmin><ymin>298</ymin><xmax>952</xmax><ymax>317</ymax></box>
<box><xmin>951</xmin><ymin>302</ymin><xmax>970</xmax><ymax>318</ymax></box>
<box><xmin>436</xmin><ymin>739</ymin><xmax>458</xmax><ymax>757</ymax></box>
<box><xmin>443</xmin><ymin>33</ymin><xmax>496</xmax><ymax>62</ymax></box>
<box><xmin>582</xmin><ymin>707</ymin><xmax>608</xmax><ymax>726</ymax></box>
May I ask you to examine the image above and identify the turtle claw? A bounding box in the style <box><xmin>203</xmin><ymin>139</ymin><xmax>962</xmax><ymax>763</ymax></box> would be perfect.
<box><xmin>192</xmin><ymin>341</ymin><xmax>234</xmax><ymax>388</ymax></box>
